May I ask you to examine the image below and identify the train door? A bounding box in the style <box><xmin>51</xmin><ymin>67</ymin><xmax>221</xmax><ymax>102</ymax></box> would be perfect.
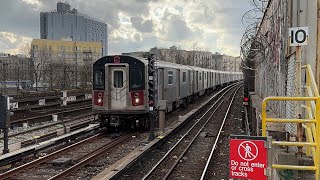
<box><xmin>208</xmin><ymin>72</ymin><xmax>210</xmax><ymax>87</ymax></box>
<box><xmin>177</xmin><ymin>69</ymin><xmax>180</xmax><ymax>98</ymax></box>
<box><xmin>158</xmin><ymin>68</ymin><xmax>164</xmax><ymax>100</ymax></box>
<box><xmin>196</xmin><ymin>71</ymin><xmax>198</xmax><ymax>91</ymax></box>
<box><xmin>188</xmin><ymin>70</ymin><xmax>192</xmax><ymax>94</ymax></box>
<box><xmin>110</xmin><ymin>66</ymin><xmax>127</xmax><ymax>109</ymax></box>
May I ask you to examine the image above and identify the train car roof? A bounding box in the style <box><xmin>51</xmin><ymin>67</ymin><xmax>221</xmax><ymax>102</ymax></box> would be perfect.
<box><xmin>95</xmin><ymin>55</ymin><xmax>242</xmax><ymax>74</ymax></box>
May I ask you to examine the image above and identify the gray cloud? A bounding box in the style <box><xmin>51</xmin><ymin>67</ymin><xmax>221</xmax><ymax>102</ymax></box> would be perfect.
<box><xmin>0</xmin><ymin>0</ymin><xmax>252</xmax><ymax>56</ymax></box>
<box><xmin>69</xmin><ymin>0</ymin><xmax>152</xmax><ymax>30</ymax></box>
<box><xmin>167</xmin><ymin>19</ymin><xmax>193</xmax><ymax>41</ymax></box>
<box><xmin>0</xmin><ymin>0</ymin><xmax>42</xmax><ymax>38</ymax></box>
<box><xmin>159</xmin><ymin>9</ymin><xmax>194</xmax><ymax>42</ymax></box>
<box><xmin>130</xmin><ymin>17</ymin><xmax>153</xmax><ymax>33</ymax></box>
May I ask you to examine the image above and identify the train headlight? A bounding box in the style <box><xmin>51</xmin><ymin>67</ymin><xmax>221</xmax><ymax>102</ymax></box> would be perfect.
<box><xmin>132</xmin><ymin>91</ymin><xmax>143</xmax><ymax>106</ymax></box>
<box><xmin>94</xmin><ymin>91</ymin><xmax>104</xmax><ymax>106</ymax></box>
<box><xmin>135</xmin><ymin>97</ymin><xmax>140</xmax><ymax>104</ymax></box>
<box><xmin>134</xmin><ymin>92</ymin><xmax>140</xmax><ymax>104</ymax></box>
<box><xmin>98</xmin><ymin>97</ymin><xmax>103</xmax><ymax>104</ymax></box>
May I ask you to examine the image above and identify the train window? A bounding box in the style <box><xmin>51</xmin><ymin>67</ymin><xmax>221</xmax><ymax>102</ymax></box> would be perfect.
<box><xmin>130</xmin><ymin>69</ymin><xmax>143</xmax><ymax>89</ymax></box>
<box><xmin>93</xmin><ymin>70</ymin><xmax>104</xmax><ymax>90</ymax></box>
<box><xmin>182</xmin><ymin>72</ymin><xmax>186</xmax><ymax>83</ymax></box>
<box><xmin>113</xmin><ymin>70</ymin><xmax>123</xmax><ymax>88</ymax></box>
<box><xmin>168</xmin><ymin>71</ymin><xmax>174</xmax><ymax>85</ymax></box>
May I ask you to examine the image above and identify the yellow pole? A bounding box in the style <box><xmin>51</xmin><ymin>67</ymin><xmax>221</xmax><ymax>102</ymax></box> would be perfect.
<box><xmin>262</xmin><ymin>99</ymin><xmax>267</xmax><ymax>137</ymax></box>
<box><xmin>316</xmin><ymin>97</ymin><xmax>320</xmax><ymax>180</ymax></box>
<box><xmin>306</xmin><ymin>73</ymin><xmax>311</xmax><ymax>156</ymax></box>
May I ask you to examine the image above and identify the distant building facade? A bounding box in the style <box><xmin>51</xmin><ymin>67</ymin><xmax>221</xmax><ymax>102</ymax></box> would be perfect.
<box><xmin>212</xmin><ymin>53</ymin><xmax>241</xmax><ymax>72</ymax></box>
<box><xmin>124</xmin><ymin>47</ymin><xmax>241</xmax><ymax>72</ymax></box>
<box><xmin>40</xmin><ymin>2</ymin><xmax>108</xmax><ymax>55</ymax></box>
<box><xmin>31</xmin><ymin>38</ymin><xmax>103</xmax><ymax>65</ymax></box>
<box><xmin>149</xmin><ymin>46</ymin><xmax>213</xmax><ymax>68</ymax></box>
<box><xmin>0</xmin><ymin>53</ymin><xmax>33</xmax><ymax>82</ymax></box>
<box><xmin>122</xmin><ymin>51</ymin><xmax>150</xmax><ymax>58</ymax></box>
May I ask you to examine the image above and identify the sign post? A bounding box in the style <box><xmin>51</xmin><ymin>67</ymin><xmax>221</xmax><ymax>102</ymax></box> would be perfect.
<box><xmin>289</xmin><ymin>26</ymin><xmax>309</xmax><ymax>155</ymax></box>
<box><xmin>229</xmin><ymin>137</ymin><xmax>269</xmax><ymax>180</ymax></box>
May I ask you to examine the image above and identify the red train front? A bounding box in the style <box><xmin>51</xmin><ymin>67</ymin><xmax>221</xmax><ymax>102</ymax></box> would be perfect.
<box><xmin>92</xmin><ymin>55</ymin><xmax>149</xmax><ymax>129</ymax></box>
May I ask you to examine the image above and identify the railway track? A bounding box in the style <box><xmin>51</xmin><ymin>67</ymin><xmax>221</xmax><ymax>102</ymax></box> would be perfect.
<box><xmin>11</xmin><ymin>103</ymin><xmax>92</xmax><ymax>127</ymax></box>
<box><xmin>144</xmin><ymin>85</ymin><xmax>241</xmax><ymax>180</ymax></box>
<box><xmin>112</xmin><ymin>83</ymin><xmax>242</xmax><ymax>180</ymax></box>
<box><xmin>0</xmin><ymin>114</ymin><xmax>99</xmax><ymax>167</ymax></box>
<box><xmin>1</xmin><ymin>113</ymin><xmax>94</xmax><ymax>141</ymax></box>
<box><xmin>0</xmin><ymin>133</ymin><xmax>134</xmax><ymax>179</ymax></box>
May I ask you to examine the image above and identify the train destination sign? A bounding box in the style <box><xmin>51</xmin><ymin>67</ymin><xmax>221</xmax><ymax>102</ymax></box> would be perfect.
<box><xmin>229</xmin><ymin>138</ymin><xmax>267</xmax><ymax>180</ymax></box>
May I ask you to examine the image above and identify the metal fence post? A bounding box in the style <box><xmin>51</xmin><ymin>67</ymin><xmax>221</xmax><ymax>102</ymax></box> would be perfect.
<box><xmin>316</xmin><ymin>96</ymin><xmax>320</xmax><ymax>180</ymax></box>
<box><xmin>262</xmin><ymin>98</ymin><xmax>268</xmax><ymax>137</ymax></box>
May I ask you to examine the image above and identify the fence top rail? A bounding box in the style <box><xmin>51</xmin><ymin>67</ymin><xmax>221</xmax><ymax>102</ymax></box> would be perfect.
<box><xmin>263</xmin><ymin>97</ymin><xmax>317</xmax><ymax>102</ymax></box>
<box><xmin>302</xmin><ymin>65</ymin><xmax>320</xmax><ymax>97</ymax></box>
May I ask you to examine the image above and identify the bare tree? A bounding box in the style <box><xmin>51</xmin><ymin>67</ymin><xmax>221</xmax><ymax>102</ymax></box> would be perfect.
<box><xmin>31</xmin><ymin>49</ymin><xmax>51</xmax><ymax>91</ymax></box>
<box><xmin>19</xmin><ymin>42</ymin><xmax>31</xmax><ymax>58</ymax></box>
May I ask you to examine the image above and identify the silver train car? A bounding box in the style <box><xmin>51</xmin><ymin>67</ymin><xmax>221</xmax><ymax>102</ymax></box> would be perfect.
<box><xmin>92</xmin><ymin>55</ymin><xmax>243</xmax><ymax>129</ymax></box>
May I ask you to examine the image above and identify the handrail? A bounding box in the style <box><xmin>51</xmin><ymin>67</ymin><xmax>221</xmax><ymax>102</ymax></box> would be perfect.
<box><xmin>302</xmin><ymin>65</ymin><xmax>319</xmax><ymax>96</ymax></box>
<box><xmin>261</xmin><ymin>64</ymin><xmax>320</xmax><ymax>180</ymax></box>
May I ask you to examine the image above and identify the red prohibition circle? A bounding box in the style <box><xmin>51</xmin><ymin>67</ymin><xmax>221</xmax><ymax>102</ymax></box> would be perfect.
<box><xmin>114</xmin><ymin>56</ymin><xmax>120</xmax><ymax>63</ymax></box>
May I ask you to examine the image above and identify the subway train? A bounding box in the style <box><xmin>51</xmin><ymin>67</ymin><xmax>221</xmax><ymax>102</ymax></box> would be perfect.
<box><xmin>92</xmin><ymin>55</ymin><xmax>243</xmax><ymax>129</ymax></box>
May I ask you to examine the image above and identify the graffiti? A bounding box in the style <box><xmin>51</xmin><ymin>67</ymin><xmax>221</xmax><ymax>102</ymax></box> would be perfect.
<box><xmin>278</xmin><ymin>169</ymin><xmax>294</xmax><ymax>180</ymax></box>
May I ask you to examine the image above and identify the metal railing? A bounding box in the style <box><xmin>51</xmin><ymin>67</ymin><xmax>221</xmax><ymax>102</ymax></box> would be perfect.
<box><xmin>262</xmin><ymin>64</ymin><xmax>320</xmax><ymax>179</ymax></box>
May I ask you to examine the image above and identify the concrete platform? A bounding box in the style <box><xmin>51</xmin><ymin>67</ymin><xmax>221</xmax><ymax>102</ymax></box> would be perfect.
<box><xmin>250</xmin><ymin>92</ymin><xmax>286</xmax><ymax>134</ymax></box>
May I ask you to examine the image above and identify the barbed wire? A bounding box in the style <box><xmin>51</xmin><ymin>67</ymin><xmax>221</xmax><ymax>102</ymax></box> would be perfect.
<box><xmin>240</xmin><ymin>0</ymin><xmax>287</xmax><ymax>72</ymax></box>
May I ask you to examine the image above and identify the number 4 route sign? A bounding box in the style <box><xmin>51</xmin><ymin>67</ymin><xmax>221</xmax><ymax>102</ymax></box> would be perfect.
<box><xmin>229</xmin><ymin>139</ymin><xmax>268</xmax><ymax>180</ymax></box>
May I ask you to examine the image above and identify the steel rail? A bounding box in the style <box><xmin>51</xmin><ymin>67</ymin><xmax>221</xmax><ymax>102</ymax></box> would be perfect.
<box><xmin>20</xmin><ymin>117</ymin><xmax>95</xmax><ymax>148</ymax></box>
<box><xmin>162</xmin><ymin>100</ymin><xmax>224</xmax><ymax>180</ymax></box>
<box><xmin>142</xmin><ymin>84</ymin><xmax>239</xmax><ymax>180</ymax></box>
<box><xmin>48</xmin><ymin>133</ymin><xmax>135</xmax><ymax>180</ymax></box>
<box><xmin>0</xmin><ymin>113</ymin><xmax>93</xmax><ymax>140</ymax></box>
<box><xmin>10</xmin><ymin>105</ymin><xmax>91</xmax><ymax>124</ymax></box>
<box><xmin>0</xmin><ymin>133</ymin><xmax>102</xmax><ymax>179</ymax></box>
<box><xmin>200</xmin><ymin>85</ymin><xmax>242</xmax><ymax>180</ymax></box>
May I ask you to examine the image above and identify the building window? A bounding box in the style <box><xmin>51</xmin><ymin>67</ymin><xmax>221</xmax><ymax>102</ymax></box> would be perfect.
<box><xmin>168</xmin><ymin>71</ymin><xmax>174</xmax><ymax>85</ymax></box>
<box><xmin>199</xmin><ymin>73</ymin><xmax>201</xmax><ymax>80</ymax></box>
<box><xmin>182</xmin><ymin>72</ymin><xmax>186</xmax><ymax>83</ymax></box>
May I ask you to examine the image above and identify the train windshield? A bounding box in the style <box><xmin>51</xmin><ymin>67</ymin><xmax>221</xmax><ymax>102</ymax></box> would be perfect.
<box><xmin>93</xmin><ymin>69</ymin><xmax>104</xmax><ymax>90</ymax></box>
<box><xmin>130</xmin><ymin>68</ymin><xmax>143</xmax><ymax>89</ymax></box>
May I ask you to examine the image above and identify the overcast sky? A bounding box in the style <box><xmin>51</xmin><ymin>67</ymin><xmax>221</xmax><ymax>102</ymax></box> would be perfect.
<box><xmin>0</xmin><ymin>0</ymin><xmax>252</xmax><ymax>56</ymax></box>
